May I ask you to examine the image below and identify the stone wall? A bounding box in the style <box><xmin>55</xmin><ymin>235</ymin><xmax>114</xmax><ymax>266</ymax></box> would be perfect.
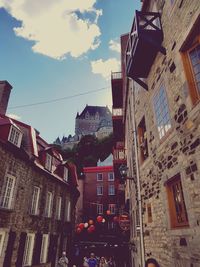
<box><xmin>0</xmin><ymin>143</ymin><xmax>73</xmax><ymax>267</ymax></box>
<box><xmin>125</xmin><ymin>0</ymin><xmax>200</xmax><ymax>266</ymax></box>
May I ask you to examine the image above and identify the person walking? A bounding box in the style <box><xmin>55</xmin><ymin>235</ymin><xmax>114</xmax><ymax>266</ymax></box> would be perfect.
<box><xmin>57</xmin><ymin>251</ymin><xmax>69</xmax><ymax>267</ymax></box>
<box><xmin>107</xmin><ymin>257</ymin><xmax>116</xmax><ymax>267</ymax></box>
<box><xmin>87</xmin><ymin>253</ymin><xmax>98</xmax><ymax>267</ymax></box>
<box><xmin>99</xmin><ymin>257</ymin><xmax>108</xmax><ymax>267</ymax></box>
<box><xmin>83</xmin><ymin>256</ymin><xmax>89</xmax><ymax>267</ymax></box>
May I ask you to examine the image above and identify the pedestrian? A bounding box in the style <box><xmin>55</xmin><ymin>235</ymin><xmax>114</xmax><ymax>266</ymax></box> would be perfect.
<box><xmin>87</xmin><ymin>253</ymin><xmax>98</xmax><ymax>267</ymax></box>
<box><xmin>99</xmin><ymin>257</ymin><xmax>109</xmax><ymax>267</ymax></box>
<box><xmin>145</xmin><ymin>258</ymin><xmax>160</xmax><ymax>267</ymax></box>
<box><xmin>57</xmin><ymin>251</ymin><xmax>69</xmax><ymax>267</ymax></box>
<box><xmin>83</xmin><ymin>256</ymin><xmax>89</xmax><ymax>267</ymax></box>
<box><xmin>107</xmin><ymin>257</ymin><xmax>116</xmax><ymax>267</ymax></box>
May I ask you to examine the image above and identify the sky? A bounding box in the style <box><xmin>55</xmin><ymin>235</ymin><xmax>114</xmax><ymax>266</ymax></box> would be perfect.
<box><xmin>0</xmin><ymin>0</ymin><xmax>141</xmax><ymax>143</ymax></box>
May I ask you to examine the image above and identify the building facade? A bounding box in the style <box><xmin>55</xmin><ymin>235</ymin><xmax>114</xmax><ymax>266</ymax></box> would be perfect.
<box><xmin>0</xmin><ymin>81</ymin><xmax>79</xmax><ymax>267</ymax></box>
<box><xmin>112</xmin><ymin>0</ymin><xmax>200</xmax><ymax>266</ymax></box>
<box><xmin>74</xmin><ymin>157</ymin><xmax>129</xmax><ymax>266</ymax></box>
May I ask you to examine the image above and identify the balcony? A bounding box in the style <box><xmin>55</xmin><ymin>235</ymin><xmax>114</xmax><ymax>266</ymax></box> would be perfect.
<box><xmin>113</xmin><ymin>148</ymin><xmax>126</xmax><ymax>163</ymax></box>
<box><xmin>126</xmin><ymin>11</ymin><xmax>166</xmax><ymax>90</ymax></box>
<box><xmin>111</xmin><ymin>72</ymin><xmax>123</xmax><ymax>108</ymax></box>
<box><xmin>112</xmin><ymin>108</ymin><xmax>123</xmax><ymax>119</ymax></box>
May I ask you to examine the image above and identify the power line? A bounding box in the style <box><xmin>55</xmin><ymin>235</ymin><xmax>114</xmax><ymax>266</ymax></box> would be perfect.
<box><xmin>8</xmin><ymin>86</ymin><xmax>110</xmax><ymax>110</ymax></box>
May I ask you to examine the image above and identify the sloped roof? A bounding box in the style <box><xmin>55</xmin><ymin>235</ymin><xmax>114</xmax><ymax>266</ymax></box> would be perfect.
<box><xmin>77</xmin><ymin>105</ymin><xmax>112</xmax><ymax>119</ymax></box>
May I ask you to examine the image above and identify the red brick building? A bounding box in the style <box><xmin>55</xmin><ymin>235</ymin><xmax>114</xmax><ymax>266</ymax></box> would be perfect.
<box><xmin>0</xmin><ymin>80</ymin><xmax>79</xmax><ymax>267</ymax></box>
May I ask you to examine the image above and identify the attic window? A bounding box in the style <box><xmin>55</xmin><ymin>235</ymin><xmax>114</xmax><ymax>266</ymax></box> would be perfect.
<box><xmin>64</xmin><ymin>167</ymin><xmax>68</xmax><ymax>182</ymax></box>
<box><xmin>8</xmin><ymin>125</ymin><xmax>22</xmax><ymax>147</ymax></box>
<box><xmin>45</xmin><ymin>153</ymin><xmax>52</xmax><ymax>172</ymax></box>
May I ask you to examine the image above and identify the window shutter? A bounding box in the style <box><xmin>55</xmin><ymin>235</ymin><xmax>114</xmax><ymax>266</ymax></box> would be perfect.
<box><xmin>3</xmin><ymin>231</ymin><xmax>16</xmax><ymax>267</ymax></box>
<box><xmin>32</xmin><ymin>232</ymin><xmax>42</xmax><ymax>265</ymax></box>
<box><xmin>16</xmin><ymin>232</ymin><xmax>27</xmax><ymax>267</ymax></box>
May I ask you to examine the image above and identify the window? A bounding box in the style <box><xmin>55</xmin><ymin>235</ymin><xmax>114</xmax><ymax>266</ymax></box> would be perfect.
<box><xmin>108</xmin><ymin>173</ymin><xmax>114</xmax><ymax>181</ymax></box>
<box><xmin>97</xmin><ymin>185</ymin><xmax>103</xmax><ymax>196</ymax></box>
<box><xmin>65</xmin><ymin>199</ymin><xmax>71</xmax><ymax>222</ymax></box>
<box><xmin>108</xmin><ymin>185</ymin><xmax>115</xmax><ymax>196</ymax></box>
<box><xmin>138</xmin><ymin>117</ymin><xmax>148</xmax><ymax>162</ymax></box>
<box><xmin>97</xmin><ymin>204</ymin><xmax>103</xmax><ymax>214</ymax></box>
<box><xmin>40</xmin><ymin>234</ymin><xmax>49</xmax><ymax>264</ymax></box>
<box><xmin>97</xmin><ymin>173</ymin><xmax>103</xmax><ymax>181</ymax></box>
<box><xmin>23</xmin><ymin>234</ymin><xmax>35</xmax><ymax>266</ymax></box>
<box><xmin>0</xmin><ymin>231</ymin><xmax>6</xmax><ymax>256</ymax></box>
<box><xmin>44</xmin><ymin>191</ymin><xmax>53</xmax><ymax>218</ymax></box>
<box><xmin>147</xmin><ymin>203</ymin><xmax>153</xmax><ymax>223</ymax></box>
<box><xmin>153</xmin><ymin>85</ymin><xmax>171</xmax><ymax>139</ymax></box>
<box><xmin>182</xmin><ymin>37</ymin><xmax>200</xmax><ymax>105</ymax></box>
<box><xmin>63</xmin><ymin>167</ymin><xmax>68</xmax><ymax>182</ymax></box>
<box><xmin>166</xmin><ymin>174</ymin><xmax>189</xmax><ymax>228</ymax></box>
<box><xmin>8</xmin><ymin>125</ymin><xmax>22</xmax><ymax>147</ymax></box>
<box><xmin>45</xmin><ymin>154</ymin><xmax>52</xmax><ymax>172</ymax></box>
<box><xmin>30</xmin><ymin>186</ymin><xmax>40</xmax><ymax>215</ymax></box>
<box><xmin>0</xmin><ymin>174</ymin><xmax>15</xmax><ymax>209</ymax></box>
<box><xmin>108</xmin><ymin>204</ymin><xmax>116</xmax><ymax>214</ymax></box>
<box><xmin>56</xmin><ymin>196</ymin><xmax>62</xmax><ymax>220</ymax></box>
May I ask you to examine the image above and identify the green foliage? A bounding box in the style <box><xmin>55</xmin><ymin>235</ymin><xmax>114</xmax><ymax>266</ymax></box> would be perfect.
<box><xmin>61</xmin><ymin>134</ymin><xmax>114</xmax><ymax>173</ymax></box>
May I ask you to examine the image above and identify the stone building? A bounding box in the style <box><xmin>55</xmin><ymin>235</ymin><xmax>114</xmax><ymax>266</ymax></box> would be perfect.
<box><xmin>0</xmin><ymin>81</ymin><xmax>79</xmax><ymax>267</ymax></box>
<box><xmin>75</xmin><ymin>105</ymin><xmax>113</xmax><ymax>138</ymax></box>
<box><xmin>111</xmin><ymin>0</ymin><xmax>200</xmax><ymax>266</ymax></box>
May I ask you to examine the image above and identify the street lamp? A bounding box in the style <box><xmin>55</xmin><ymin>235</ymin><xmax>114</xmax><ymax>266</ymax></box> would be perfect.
<box><xmin>119</xmin><ymin>164</ymin><xmax>136</xmax><ymax>184</ymax></box>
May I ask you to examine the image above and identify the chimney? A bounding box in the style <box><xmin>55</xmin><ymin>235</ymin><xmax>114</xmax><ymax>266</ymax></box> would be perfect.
<box><xmin>0</xmin><ymin>81</ymin><xmax>13</xmax><ymax>115</ymax></box>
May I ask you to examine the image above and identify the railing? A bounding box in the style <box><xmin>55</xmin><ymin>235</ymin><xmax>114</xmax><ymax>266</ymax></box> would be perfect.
<box><xmin>112</xmin><ymin>108</ymin><xmax>123</xmax><ymax>117</ymax></box>
<box><xmin>113</xmin><ymin>148</ymin><xmax>126</xmax><ymax>162</ymax></box>
<box><xmin>111</xmin><ymin>72</ymin><xmax>122</xmax><ymax>80</ymax></box>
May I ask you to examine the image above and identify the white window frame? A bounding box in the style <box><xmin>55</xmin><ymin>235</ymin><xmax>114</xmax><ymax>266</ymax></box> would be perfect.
<box><xmin>0</xmin><ymin>231</ymin><xmax>6</xmax><ymax>256</ymax></box>
<box><xmin>30</xmin><ymin>186</ymin><xmax>40</xmax><ymax>215</ymax></box>
<box><xmin>0</xmin><ymin>174</ymin><xmax>16</xmax><ymax>209</ymax></box>
<box><xmin>44</xmin><ymin>191</ymin><xmax>53</xmax><ymax>218</ymax></box>
<box><xmin>97</xmin><ymin>185</ymin><xmax>103</xmax><ymax>196</ymax></box>
<box><xmin>108</xmin><ymin>204</ymin><xmax>116</xmax><ymax>214</ymax></box>
<box><xmin>8</xmin><ymin>125</ymin><xmax>22</xmax><ymax>147</ymax></box>
<box><xmin>23</xmin><ymin>233</ymin><xmax>35</xmax><ymax>267</ymax></box>
<box><xmin>45</xmin><ymin>154</ymin><xmax>52</xmax><ymax>172</ymax></box>
<box><xmin>108</xmin><ymin>185</ymin><xmax>115</xmax><ymax>196</ymax></box>
<box><xmin>63</xmin><ymin>167</ymin><xmax>68</xmax><ymax>182</ymax></box>
<box><xmin>56</xmin><ymin>196</ymin><xmax>62</xmax><ymax>220</ymax></box>
<box><xmin>97</xmin><ymin>204</ymin><xmax>103</xmax><ymax>214</ymax></box>
<box><xmin>153</xmin><ymin>85</ymin><xmax>171</xmax><ymax>139</ymax></box>
<box><xmin>108</xmin><ymin>172</ymin><xmax>114</xmax><ymax>181</ymax></box>
<box><xmin>97</xmin><ymin>173</ymin><xmax>103</xmax><ymax>181</ymax></box>
<box><xmin>65</xmin><ymin>199</ymin><xmax>71</xmax><ymax>222</ymax></box>
<box><xmin>40</xmin><ymin>234</ymin><xmax>49</xmax><ymax>264</ymax></box>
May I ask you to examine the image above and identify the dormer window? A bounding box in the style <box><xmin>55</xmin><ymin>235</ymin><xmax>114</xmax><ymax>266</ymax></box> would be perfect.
<box><xmin>45</xmin><ymin>153</ymin><xmax>52</xmax><ymax>172</ymax></box>
<box><xmin>64</xmin><ymin>167</ymin><xmax>68</xmax><ymax>182</ymax></box>
<box><xmin>85</xmin><ymin>111</ymin><xmax>90</xmax><ymax>119</ymax></box>
<box><xmin>8</xmin><ymin>125</ymin><xmax>22</xmax><ymax>147</ymax></box>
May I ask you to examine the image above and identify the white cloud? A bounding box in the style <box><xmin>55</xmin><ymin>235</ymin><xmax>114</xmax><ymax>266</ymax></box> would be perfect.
<box><xmin>91</xmin><ymin>58</ymin><xmax>120</xmax><ymax>80</ymax></box>
<box><xmin>109</xmin><ymin>39</ymin><xmax>120</xmax><ymax>53</ymax></box>
<box><xmin>0</xmin><ymin>0</ymin><xmax>102</xmax><ymax>59</ymax></box>
<box><xmin>7</xmin><ymin>113</ymin><xmax>21</xmax><ymax>120</ymax></box>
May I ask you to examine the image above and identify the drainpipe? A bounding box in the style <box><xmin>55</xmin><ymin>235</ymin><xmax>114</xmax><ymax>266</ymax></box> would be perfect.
<box><xmin>130</xmin><ymin>78</ymin><xmax>145</xmax><ymax>266</ymax></box>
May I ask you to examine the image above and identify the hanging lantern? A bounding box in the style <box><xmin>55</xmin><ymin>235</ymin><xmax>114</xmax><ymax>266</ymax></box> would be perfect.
<box><xmin>84</xmin><ymin>222</ymin><xmax>89</xmax><ymax>228</ymax></box>
<box><xmin>88</xmin><ymin>219</ymin><xmax>94</xmax><ymax>225</ymax></box>
<box><xmin>113</xmin><ymin>216</ymin><xmax>119</xmax><ymax>222</ymax></box>
<box><xmin>76</xmin><ymin>227</ymin><xmax>82</xmax><ymax>234</ymax></box>
<box><xmin>87</xmin><ymin>225</ymin><xmax>95</xmax><ymax>234</ymax></box>
<box><xmin>89</xmin><ymin>225</ymin><xmax>95</xmax><ymax>232</ymax></box>
<box><xmin>97</xmin><ymin>215</ymin><xmax>103</xmax><ymax>223</ymax></box>
<box><xmin>106</xmin><ymin>210</ymin><xmax>111</xmax><ymax>215</ymax></box>
<box><xmin>102</xmin><ymin>218</ymin><xmax>106</xmax><ymax>223</ymax></box>
<box><xmin>78</xmin><ymin>223</ymin><xmax>84</xmax><ymax>230</ymax></box>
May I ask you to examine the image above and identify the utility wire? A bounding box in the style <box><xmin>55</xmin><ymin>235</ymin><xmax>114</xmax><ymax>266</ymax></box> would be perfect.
<box><xmin>8</xmin><ymin>86</ymin><xmax>110</xmax><ymax>110</ymax></box>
